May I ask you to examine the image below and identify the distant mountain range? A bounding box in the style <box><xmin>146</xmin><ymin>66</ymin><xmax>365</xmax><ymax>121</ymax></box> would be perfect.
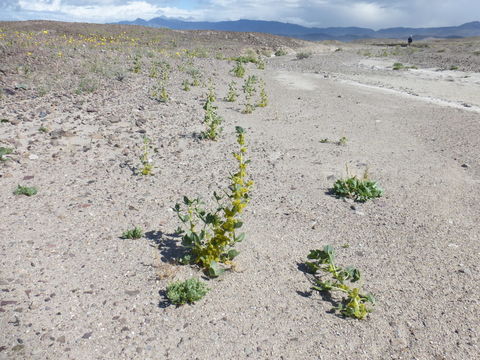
<box><xmin>114</xmin><ymin>18</ymin><xmax>480</xmax><ymax>41</ymax></box>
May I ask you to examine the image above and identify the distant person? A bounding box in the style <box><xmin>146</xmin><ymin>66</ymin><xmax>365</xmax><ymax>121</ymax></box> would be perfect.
<box><xmin>408</xmin><ymin>35</ymin><xmax>413</xmax><ymax>46</ymax></box>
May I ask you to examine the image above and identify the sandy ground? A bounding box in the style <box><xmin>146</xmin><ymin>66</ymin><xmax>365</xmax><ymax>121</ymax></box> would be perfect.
<box><xmin>1</xmin><ymin>22</ymin><xmax>479</xmax><ymax>359</ymax></box>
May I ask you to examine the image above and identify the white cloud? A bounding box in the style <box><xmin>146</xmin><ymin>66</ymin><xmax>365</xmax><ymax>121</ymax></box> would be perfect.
<box><xmin>3</xmin><ymin>1</ymin><xmax>480</xmax><ymax>29</ymax></box>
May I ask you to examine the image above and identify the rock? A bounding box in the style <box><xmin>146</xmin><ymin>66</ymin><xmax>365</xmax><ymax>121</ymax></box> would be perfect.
<box><xmin>81</xmin><ymin>331</ymin><xmax>93</xmax><ymax>339</ymax></box>
<box><xmin>461</xmin><ymin>163</ymin><xmax>470</xmax><ymax>168</ymax></box>
<box><xmin>125</xmin><ymin>290</ymin><xmax>140</xmax><ymax>296</ymax></box>
<box><xmin>86</xmin><ymin>107</ymin><xmax>97</xmax><ymax>113</ymax></box>
<box><xmin>135</xmin><ymin>118</ymin><xmax>147</xmax><ymax>127</ymax></box>
<box><xmin>28</xmin><ymin>154</ymin><xmax>38</xmax><ymax>160</ymax></box>
<box><xmin>57</xmin><ymin>336</ymin><xmax>66</xmax><ymax>343</ymax></box>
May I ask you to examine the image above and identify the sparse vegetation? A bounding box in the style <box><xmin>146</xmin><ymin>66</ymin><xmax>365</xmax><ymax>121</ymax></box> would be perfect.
<box><xmin>139</xmin><ymin>137</ymin><xmax>154</xmax><ymax>175</ymax></box>
<box><xmin>166</xmin><ymin>278</ymin><xmax>209</xmax><ymax>305</ymax></box>
<box><xmin>305</xmin><ymin>245</ymin><xmax>375</xmax><ymax>319</ymax></box>
<box><xmin>332</xmin><ymin>168</ymin><xmax>383</xmax><ymax>202</ymax></box>
<box><xmin>274</xmin><ymin>48</ymin><xmax>288</xmax><ymax>56</ymax></box>
<box><xmin>296</xmin><ymin>51</ymin><xmax>312</xmax><ymax>60</ymax></box>
<box><xmin>242</xmin><ymin>75</ymin><xmax>257</xmax><ymax>113</ymax></box>
<box><xmin>225</xmin><ymin>81</ymin><xmax>238</xmax><ymax>102</ymax></box>
<box><xmin>232</xmin><ymin>61</ymin><xmax>245</xmax><ymax>78</ymax></box>
<box><xmin>13</xmin><ymin>185</ymin><xmax>38</xmax><ymax>196</ymax></box>
<box><xmin>173</xmin><ymin>127</ymin><xmax>253</xmax><ymax>277</ymax></box>
<box><xmin>0</xmin><ymin>147</ymin><xmax>13</xmax><ymax>161</ymax></box>
<box><xmin>121</xmin><ymin>226</ymin><xmax>144</xmax><ymax>239</ymax></box>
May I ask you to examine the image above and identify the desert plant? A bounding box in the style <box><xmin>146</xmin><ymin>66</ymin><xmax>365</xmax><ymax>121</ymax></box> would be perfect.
<box><xmin>225</xmin><ymin>81</ymin><xmax>238</xmax><ymax>102</ymax></box>
<box><xmin>257</xmin><ymin>79</ymin><xmax>268</xmax><ymax>107</ymax></box>
<box><xmin>139</xmin><ymin>137</ymin><xmax>154</xmax><ymax>175</ymax></box>
<box><xmin>0</xmin><ymin>146</ymin><xmax>13</xmax><ymax>161</ymax></box>
<box><xmin>392</xmin><ymin>62</ymin><xmax>404</xmax><ymax>70</ymax></box>
<box><xmin>242</xmin><ymin>75</ymin><xmax>257</xmax><ymax>113</ymax></box>
<box><xmin>166</xmin><ymin>278</ymin><xmax>209</xmax><ymax>305</ymax></box>
<box><xmin>450</xmin><ymin>65</ymin><xmax>459</xmax><ymax>70</ymax></box>
<box><xmin>232</xmin><ymin>61</ymin><xmax>245</xmax><ymax>78</ymax></box>
<box><xmin>182</xmin><ymin>79</ymin><xmax>191</xmax><ymax>91</ymax></box>
<box><xmin>296</xmin><ymin>51</ymin><xmax>312</xmax><ymax>60</ymax></box>
<box><xmin>13</xmin><ymin>185</ymin><xmax>37</xmax><ymax>196</ymax></box>
<box><xmin>173</xmin><ymin>127</ymin><xmax>253</xmax><ymax>277</ymax></box>
<box><xmin>39</xmin><ymin>126</ymin><xmax>49</xmax><ymax>133</ymax></box>
<box><xmin>121</xmin><ymin>226</ymin><xmax>143</xmax><ymax>239</ymax></box>
<box><xmin>151</xmin><ymin>81</ymin><xmax>169</xmax><ymax>103</ymax></box>
<box><xmin>305</xmin><ymin>245</ymin><xmax>375</xmax><ymax>319</ymax></box>
<box><xmin>274</xmin><ymin>48</ymin><xmax>288</xmax><ymax>56</ymax></box>
<box><xmin>201</xmin><ymin>93</ymin><xmax>223</xmax><ymax>140</ymax></box>
<box><xmin>131</xmin><ymin>54</ymin><xmax>142</xmax><ymax>73</ymax></box>
<box><xmin>332</xmin><ymin>168</ymin><xmax>383</xmax><ymax>202</ymax></box>
<box><xmin>337</xmin><ymin>136</ymin><xmax>348</xmax><ymax>146</ymax></box>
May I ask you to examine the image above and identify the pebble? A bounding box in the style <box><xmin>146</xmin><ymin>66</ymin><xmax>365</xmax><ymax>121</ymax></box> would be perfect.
<box><xmin>461</xmin><ymin>163</ymin><xmax>470</xmax><ymax>168</ymax></box>
<box><xmin>81</xmin><ymin>331</ymin><xmax>93</xmax><ymax>339</ymax></box>
<box><xmin>28</xmin><ymin>154</ymin><xmax>39</xmax><ymax>160</ymax></box>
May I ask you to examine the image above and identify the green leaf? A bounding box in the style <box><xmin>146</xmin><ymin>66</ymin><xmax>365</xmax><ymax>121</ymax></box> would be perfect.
<box><xmin>233</xmin><ymin>221</ymin><xmax>243</xmax><ymax>229</ymax></box>
<box><xmin>207</xmin><ymin>261</ymin><xmax>225</xmax><ymax>277</ymax></box>
<box><xmin>235</xmin><ymin>232</ymin><xmax>245</xmax><ymax>242</ymax></box>
<box><xmin>227</xmin><ymin>249</ymin><xmax>240</xmax><ymax>260</ymax></box>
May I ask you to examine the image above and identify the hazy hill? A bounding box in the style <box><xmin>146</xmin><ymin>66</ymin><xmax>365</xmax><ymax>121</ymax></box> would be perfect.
<box><xmin>115</xmin><ymin>18</ymin><xmax>480</xmax><ymax>41</ymax></box>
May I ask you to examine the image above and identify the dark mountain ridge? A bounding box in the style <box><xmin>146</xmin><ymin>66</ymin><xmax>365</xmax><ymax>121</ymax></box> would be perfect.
<box><xmin>114</xmin><ymin>17</ymin><xmax>480</xmax><ymax>41</ymax></box>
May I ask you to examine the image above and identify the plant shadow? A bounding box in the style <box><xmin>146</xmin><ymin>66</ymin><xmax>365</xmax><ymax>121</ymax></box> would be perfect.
<box><xmin>145</xmin><ymin>230</ymin><xmax>188</xmax><ymax>263</ymax></box>
<box><xmin>158</xmin><ymin>289</ymin><xmax>171</xmax><ymax>308</ymax></box>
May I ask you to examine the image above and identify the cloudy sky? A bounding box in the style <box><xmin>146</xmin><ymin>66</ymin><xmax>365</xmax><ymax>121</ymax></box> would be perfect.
<box><xmin>0</xmin><ymin>0</ymin><xmax>479</xmax><ymax>29</ymax></box>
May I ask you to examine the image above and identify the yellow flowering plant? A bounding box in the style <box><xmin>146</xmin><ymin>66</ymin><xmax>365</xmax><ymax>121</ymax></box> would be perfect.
<box><xmin>173</xmin><ymin>127</ymin><xmax>253</xmax><ymax>277</ymax></box>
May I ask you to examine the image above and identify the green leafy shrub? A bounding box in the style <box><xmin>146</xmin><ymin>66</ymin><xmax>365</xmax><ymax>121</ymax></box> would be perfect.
<box><xmin>305</xmin><ymin>245</ymin><xmax>375</xmax><ymax>319</ymax></box>
<box><xmin>231</xmin><ymin>61</ymin><xmax>245</xmax><ymax>78</ymax></box>
<box><xmin>121</xmin><ymin>226</ymin><xmax>143</xmax><ymax>239</ymax></box>
<box><xmin>296</xmin><ymin>51</ymin><xmax>312</xmax><ymax>60</ymax></box>
<box><xmin>225</xmin><ymin>81</ymin><xmax>238</xmax><ymax>102</ymax></box>
<box><xmin>274</xmin><ymin>48</ymin><xmax>288</xmax><ymax>56</ymax></box>
<box><xmin>242</xmin><ymin>75</ymin><xmax>257</xmax><ymax>114</ymax></box>
<box><xmin>13</xmin><ymin>185</ymin><xmax>37</xmax><ymax>196</ymax></box>
<box><xmin>173</xmin><ymin>127</ymin><xmax>253</xmax><ymax>277</ymax></box>
<box><xmin>166</xmin><ymin>278</ymin><xmax>209</xmax><ymax>305</ymax></box>
<box><xmin>332</xmin><ymin>173</ymin><xmax>383</xmax><ymax>202</ymax></box>
<box><xmin>139</xmin><ymin>137</ymin><xmax>154</xmax><ymax>175</ymax></box>
<box><xmin>392</xmin><ymin>62</ymin><xmax>404</xmax><ymax>70</ymax></box>
<box><xmin>201</xmin><ymin>92</ymin><xmax>223</xmax><ymax>140</ymax></box>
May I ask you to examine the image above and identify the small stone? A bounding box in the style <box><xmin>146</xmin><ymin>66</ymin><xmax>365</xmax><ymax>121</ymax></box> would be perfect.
<box><xmin>57</xmin><ymin>336</ymin><xmax>66</xmax><ymax>343</ymax></box>
<box><xmin>81</xmin><ymin>331</ymin><xmax>93</xmax><ymax>339</ymax></box>
<box><xmin>135</xmin><ymin>118</ymin><xmax>147</xmax><ymax>127</ymax></box>
<box><xmin>28</xmin><ymin>154</ymin><xmax>38</xmax><ymax>160</ymax></box>
<box><xmin>461</xmin><ymin>163</ymin><xmax>470</xmax><ymax>168</ymax></box>
<box><xmin>125</xmin><ymin>290</ymin><xmax>140</xmax><ymax>296</ymax></box>
<box><xmin>86</xmin><ymin>107</ymin><xmax>97</xmax><ymax>113</ymax></box>
<box><xmin>355</xmin><ymin>210</ymin><xmax>365</xmax><ymax>216</ymax></box>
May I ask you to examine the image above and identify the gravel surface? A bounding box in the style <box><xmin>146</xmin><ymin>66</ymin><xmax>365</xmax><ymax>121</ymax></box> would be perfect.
<box><xmin>1</xmin><ymin>21</ymin><xmax>479</xmax><ymax>360</ymax></box>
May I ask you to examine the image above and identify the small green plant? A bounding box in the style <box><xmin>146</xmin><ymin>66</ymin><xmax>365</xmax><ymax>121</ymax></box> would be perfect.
<box><xmin>450</xmin><ymin>65</ymin><xmax>459</xmax><ymax>70</ymax></box>
<box><xmin>182</xmin><ymin>79</ymin><xmax>191</xmax><ymax>91</ymax></box>
<box><xmin>0</xmin><ymin>119</ymin><xmax>10</xmax><ymax>123</ymax></box>
<box><xmin>0</xmin><ymin>147</ymin><xmax>13</xmax><ymax>161</ymax></box>
<box><xmin>139</xmin><ymin>137</ymin><xmax>154</xmax><ymax>175</ymax></box>
<box><xmin>131</xmin><ymin>54</ymin><xmax>142</xmax><ymax>73</ymax></box>
<box><xmin>274</xmin><ymin>48</ymin><xmax>288</xmax><ymax>56</ymax></box>
<box><xmin>75</xmin><ymin>77</ymin><xmax>97</xmax><ymax>94</ymax></box>
<box><xmin>39</xmin><ymin>126</ymin><xmax>49</xmax><ymax>133</ymax></box>
<box><xmin>337</xmin><ymin>136</ymin><xmax>348</xmax><ymax>146</ymax></box>
<box><xmin>296</xmin><ymin>51</ymin><xmax>312</xmax><ymax>60</ymax></box>
<box><xmin>207</xmin><ymin>79</ymin><xmax>216</xmax><ymax>103</ymax></box>
<box><xmin>320</xmin><ymin>138</ymin><xmax>329</xmax><ymax>143</ymax></box>
<box><xmin>151</xmin><ymin>82</ymin><xmax>169</xmax><ymax>103</ymax></box>
<box><xmin>201</xmin><ymin>93</ymin><xmax>223</xmax><ymax>140</ymax></box>
<box><xmin>257</xmin><ymin>79</ymin><xmax>268</xmax><ymax>107</ymax></box>
<box><xmin>473</xmin><ymin>50</ymin><xmax>480</xmax><ymax>56</ymax></box>
<box><xmin>121</xmin><ymin>226</ymin><xmax>144</xmax><ymax>239</ymax></box>
<box><xmin>332</xmin><ymin>168</ymin><xmax>383</xmax><ymax>202</ymax></box>
<box><xmin>256</xmin><ymin>58</ymin><xmax>265</xmax><ymax>70</ymax></box>
<box><xmin>13</xmin><ymin>185</ymin><xmax>37</xmax><ymax>196</ymax></box>
<box><xmin>225</xmin><ymin>81</ymin><xmax>238</xmax><ymax>102</ymax></box>
<box><xmin>242</xmin><ymin>75</ymin><xmax>257</xmax><ymax>114</ymax></box>
<box><xmin>392</xmin><ymin>62</ymin><xmax>404</xmax><ymax>70</ymax></box>
<box><xmin>173</xmin><ymin>127</ymin><xmax>253</xmax><ymax>277</ymax></box>
<box><xmin>166</xmin><ymin>278</ymin><xmax>209</xmax><ymax>305</ymax></box>
<box><xmin>305</xmin><ymin>245</ymin><xmax>375</xmax><ymax>319</ymax></box>
<box><xmin>232</xmin><ymin>61</ymin><xmax>245</xmax><ymax>78</ymax></box>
